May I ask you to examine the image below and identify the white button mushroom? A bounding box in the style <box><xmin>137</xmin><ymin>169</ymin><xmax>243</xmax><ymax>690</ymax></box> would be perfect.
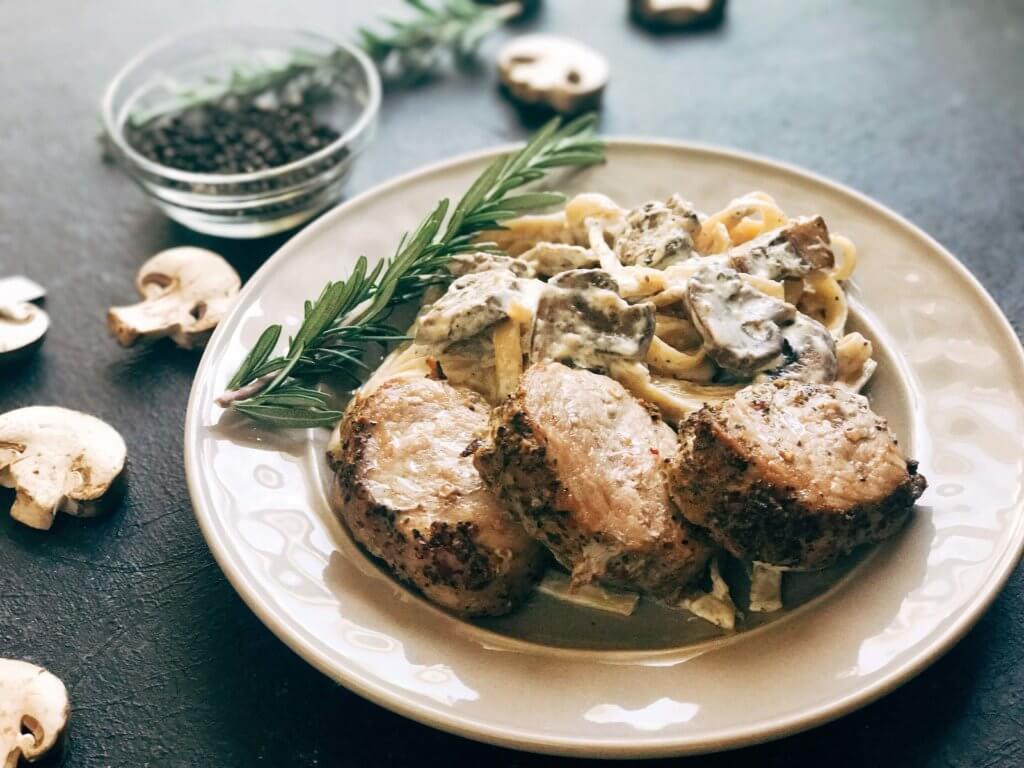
<box><xmin>107</xmin><ymin>247</ymin><xmax>241</xmax><ymax>350</ymax></box>
<box><xmin>0</xmin><ymin>276</ymin><xmax>48</xmax><ymax>364</ymax></box>
<box><xmin>498</xmin><ymin>35</ymin><xmax>609</xmax><ymax>114</ymax></box>
<box><xmin>630</xmin><ymin>0</ymin><xmax>727</xmax><ymax>30</ymax></box>
<box><xmin>0</xmin><ymin>658</ymin><xmax>69</xmax><ymax>767</ymax></box>
<box><xmin>0</xmin><ymin>406</ymin><xmax>127</xmax><ymax>530</ymax></box>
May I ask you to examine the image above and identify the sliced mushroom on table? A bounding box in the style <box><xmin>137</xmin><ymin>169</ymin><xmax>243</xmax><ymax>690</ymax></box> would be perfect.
<box><xmin>630</xmin><ymin>0</ymin><xmax>728</xmax><ymax>30</ymax></box>
<box><xmin>530</xmin><ymin>269</ymin><xmax>656</xmax><ymax>370</ymax></box>
<box><xmin>498</xmin><ymin>34</ymin><xmax>609</xmax><ymax>114</ymax></box>
<box><xmin>107</xmin><ymin>247</ymin><xmax>241</xmax><ymax>350</ymax></box>
<box><xmin>0</xmin><ymin>658</ymin><xmax>69</xmax><ymax>767</ymax></box>
<box><xmin>0</xmin><ymin>276</ymin><xmax>48</xmax><ymax>364</ymax></box>
<box><xmin>0</xmin><ymin>406</ymin><xmax>127</xmax><ymax>530</ymax></box>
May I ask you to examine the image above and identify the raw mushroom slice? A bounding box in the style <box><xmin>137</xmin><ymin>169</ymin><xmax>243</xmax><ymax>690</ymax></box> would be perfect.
<box><xmin>0</xmin><ymin>406</ymin><xmax>127</xmax><ymax>530</ymax></box>
<box><xmin>684</xmin><ymin>264</ymin><xmax>796</xmax><ymax>376</ymax></box>
<box><xmin>615</xmin><ymin>194</ymin><xmax>702</xmax><ymax>268</ymax></box>
<box><xmin>530</xmin><ymin>269</ymin><xmax>656</xmax><ymax>370</ymax></box>
<box><xmin>630</xmin><ymin>0</ymin><xmax>728</xmax><ymax>30</ymax></box>
<box><xmin>0</xmin><ymin>658</ymin><xmax>69</xmax><ymax>767</ymax></box>
<box><xmin>726</xmin><ymin>216</ymin><xmax>835</xmax><ymax>280</ymax></box>
<box><xmin>498</xmin><ymin>35</ymin><xmax>609</xmax><ymax>114</ymax></box>
<box><xmin>0</xmin><ymin>302</ymin><xmax>49</xmax><ymax>364</ymax></box>
<box><xmin>107</xmin><ymin>247</ymin><xmax>241</xmax><ymax>350</ymax></box>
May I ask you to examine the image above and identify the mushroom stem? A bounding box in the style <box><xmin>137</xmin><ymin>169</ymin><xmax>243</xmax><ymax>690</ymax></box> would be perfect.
<box><xmin>215</xmin><ymin>372</ymin><xmax>278</xmax><ymax>407</ymax></box>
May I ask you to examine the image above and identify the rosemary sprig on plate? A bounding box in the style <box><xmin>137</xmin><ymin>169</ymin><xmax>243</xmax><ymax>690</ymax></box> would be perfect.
<box><xmin>359</xmin><ymin>0</ymin><xmax>521</xmax><ymax>82</ymax></box>
<box><xmin>217</xmin><ymin>114</ymin><xmax>605</xmax><ymax>428</ymax></box>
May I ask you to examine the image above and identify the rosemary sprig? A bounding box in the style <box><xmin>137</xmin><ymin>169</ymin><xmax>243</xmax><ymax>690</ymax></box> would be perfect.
<box><xmin>359</xmin><ymin>0</ymin><xmax>520</xmax><ymax>82</ymax></box>
<box><xmin>217</xmin><ymin>114</ymin><xmax>605</xmax><ymax>428</ymax></box>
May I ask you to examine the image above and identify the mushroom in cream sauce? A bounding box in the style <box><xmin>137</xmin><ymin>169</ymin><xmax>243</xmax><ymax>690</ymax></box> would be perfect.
<box><xmin>448</xmin><ymin>250</ymin><xmax>536</xmax><ymax>278</ymax></box>
<box><xmin>615</xmin><ymin>194</ymin><xmax>701</xmax><ymax>268</ymax></box>
<box><xmin>530</xmin><ymin>269</ymin><xmax>656</xmax><ymax>370</ymax></box>
<box><xmin>416</xmin><ymin>269</ymin><xmax>541</xmax><ymax>347</ymax></box>
<box><xmin>758</xmin><ymin>313</ymin><xmax>838</xmax><ymax>385</ymax></box>
<box><xmin>683</xmin><ymin>264</ymin><xmax>796</xmax><ymax>377</ymax></box>
<box><xmin>519</xmin><ymin>242</ymin><xmax>598</xmax><ymax>277</ymax></box>
<box><xmin>726</xmin><ymin>216</ymin><xmax>834</xmax><ymax>280</ymax></box>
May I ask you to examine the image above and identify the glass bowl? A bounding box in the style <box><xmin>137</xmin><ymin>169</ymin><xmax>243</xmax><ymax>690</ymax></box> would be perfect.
<box><xmin>101</xmin><ymin>27</ymin><xmax>381</xmax><ymax>239</ymax></box>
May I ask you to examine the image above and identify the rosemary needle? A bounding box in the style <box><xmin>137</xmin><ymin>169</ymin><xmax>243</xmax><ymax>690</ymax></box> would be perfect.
<box><xmin>217</xmin><ymin>114</ymin><xmax>605</xmax><ymax>429</ymax></box>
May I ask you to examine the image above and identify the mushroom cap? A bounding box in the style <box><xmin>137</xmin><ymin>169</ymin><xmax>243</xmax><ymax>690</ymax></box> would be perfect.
<box><xmin>0</xmin><ymin>658</ymin><xmax>69</xmax><ymax>766</ymax></box>
<box><xmin>0</xmin><ymin>302</ymin><xmax>49</xmax><ymax>363</ymax></box>
<box><xmin>498</xmin><ymin>35</ymin><xmax>609</xmax><ymax>114</ymax></box>
<box><xmin>0</xmin><ymin>406</ymin><xmax>127</xmax><ymax>530</ymax></box>
<box><xmin>107</xmin><ymin>246</ymin><xmax>241</xmax><ymax>350</ymax></box>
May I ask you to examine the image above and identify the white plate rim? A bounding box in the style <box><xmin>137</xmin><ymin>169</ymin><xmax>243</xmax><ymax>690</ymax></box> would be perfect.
<box><xmin>184</xmin><ymin>137</ymin><xmax>1024</xmax><ymax>757</ymax></box>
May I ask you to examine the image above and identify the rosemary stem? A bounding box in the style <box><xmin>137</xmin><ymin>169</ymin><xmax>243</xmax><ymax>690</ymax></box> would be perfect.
<box><xmin>215</xmin><ymin>372</ymin><xmax>278</xmax><ymax>407</ymax></box>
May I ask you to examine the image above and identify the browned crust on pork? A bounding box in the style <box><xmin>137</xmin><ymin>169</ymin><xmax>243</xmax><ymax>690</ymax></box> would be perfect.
<box><xmin>474</xmin><ymin>386</ymin><xmax>710</xmax><ymax>596</ymax></box>
<box><xmin>669</xmin><ymin>389</ymin><xmax>927</xmax><ymax>569</ymax></box>
<box><xmin>328</xmin><ymin>379</ymin><xmax>545</xmax><ymax>617</ymax></box>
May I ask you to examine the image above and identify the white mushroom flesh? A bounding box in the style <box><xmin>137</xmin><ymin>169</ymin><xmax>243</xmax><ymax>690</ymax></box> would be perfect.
<box><xmin>0</xmin><ymin>406</ymin><xmax>126</xmax><ymax>530</ymax></box>
<box><xmin>0</xmin><ymin>659</ymin><xmax>69</xmax><ymax>767</ymax></box>
<box><xmin>498</xmin><ymin>35</ymin><xmax>610</xmax><ymax>114</ymax></box>
<box><xmin>107</xmin><ymin>247</ymin><xmax>241</xmax><ymax>350</ymax></box>
<box><xmin>519</xmin><ymin>242</ymin><xmax>597</xmax><ymax>277</ymax></box>
<box><xmin>0</xmin><ymin>303</ymin><xmax>49</xmax><ymax>362</ymax></box>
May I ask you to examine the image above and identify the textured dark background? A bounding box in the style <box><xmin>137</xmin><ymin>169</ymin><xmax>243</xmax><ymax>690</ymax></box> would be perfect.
<box><xmin>2</xmin><ymin>1</ymin><xmax>1022</xmax><ymax>766</ymax></box>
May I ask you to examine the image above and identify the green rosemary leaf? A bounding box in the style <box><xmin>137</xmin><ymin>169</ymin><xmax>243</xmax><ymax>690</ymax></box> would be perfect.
<box><xmin>228</xmin><ymin>325</ymin><xmax>281</xmax><ymax>389</ymax></box>
<box><xmin>220</xmin><ymin>115</ymin><xmax>606</xmax><ymax>428</ymax></box>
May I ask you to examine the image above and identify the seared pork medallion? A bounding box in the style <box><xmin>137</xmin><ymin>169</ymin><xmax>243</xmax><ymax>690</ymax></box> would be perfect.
<box><xmin>327</xmin><ymin>376</ymin><xmax>545</xmax><ymax>617</ymax></box>
<box><xmin>474</xmin><ymin>361</ymin><xmax>712</xmax><ymax>596</ymax></box>
<box><xmin>669</xmin><ymin>380</ymin><xmax>927</xmax><ymax>569</ymax></box>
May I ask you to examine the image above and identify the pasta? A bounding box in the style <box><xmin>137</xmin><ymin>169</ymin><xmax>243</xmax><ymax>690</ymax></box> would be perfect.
<box><xmin>397</xmin><ymin>190</ymin><xmax>875</xmax><ymax>423</ymax></box>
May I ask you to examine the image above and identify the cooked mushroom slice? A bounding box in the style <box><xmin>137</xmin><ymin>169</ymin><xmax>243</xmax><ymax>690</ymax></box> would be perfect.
<box><xmin>615</xmin><ymin>194</ymin><xmax>701</xmax><ymax>268</ymax></box>
<box><xmin>448</xmin><ymin>250</ymin><xmax>535</xmax><ymax>278</ymax></box>
<box><xmin>684</xmin><ymin>264</ymin><xmax>796</xmax><ymax>376</ymax></box>
<box><xmin>416</xmin><ymin>270</ymin><xmax>540</xmax><ymax>346</ymax></box>
<box><xmin>497</xmin><ymin>35</ymin><xmax>609</xmax><ymax>114</ymax></box>
<box><xmin>519</xmin><ymin>242</ymin><xmax>597</xmax><ymax>277</ymax></box>
<box><xmin>0</xmin><ymin>658</ymin><xmax>69</xmax><ymax>766</ymax></box>
<box><xmin>107</xmin><ymin>247</ymin><xmax>241</xmax><ymax>350</ymax></box>
<box><xmin>0</xmin><ymin>406</ymin><xmax>126</xmax><ymax>530</ymax></box>
<box><xmin>0</xmin><ymin>302</ymin><xmax>49</xmax><ymax>363</ymax></box>
<box><xmin>530</xmin><ymin>269</ymin><xmax>656</xmax><ymax>370</ymax></box>
<box><xmin>758</xmin><ymin>313</ymin><xmax>838</xmax><ymax>385</ymax></box>
<box><xmin>630</xmin><ymin>0</ymin><xmax>728</xmax><ymax>30</ymax></box>
<box><xmin>727</xmin><ymin>216</ymin><xmax>834</xmax><ymax>280</ymax></box>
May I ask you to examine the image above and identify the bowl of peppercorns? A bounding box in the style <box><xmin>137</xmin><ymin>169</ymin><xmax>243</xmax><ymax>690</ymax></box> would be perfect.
<box><xmin>102</xmin><ymin>27</ymin><xmax>381</xmax><ymax>238</ymax></box>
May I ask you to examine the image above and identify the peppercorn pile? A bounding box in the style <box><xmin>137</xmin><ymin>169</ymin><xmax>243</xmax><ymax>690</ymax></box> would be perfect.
<box><xmin>126</xmin><ymin>97</ymin><xmax>341</xmax><ymax>175</ymax></box>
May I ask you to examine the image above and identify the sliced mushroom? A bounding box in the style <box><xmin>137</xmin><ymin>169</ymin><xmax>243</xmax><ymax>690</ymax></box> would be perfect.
<box><xmin>498</xmin><ymin>35</ymin><xmax>609</xmax><ymax>114</ymax></box>
<box><xmin>448</xmin><ymin>250</ymin><xmax>535</xmax><ymax>278</ymax></box>
<box><xmin>416</xmin><ymin>270</ymin><xmax>541</xmax><ymax>346</ymax></box>
<box><xmin>0</xmin><ymin>658</ymin><xmax>69</xmax><ymax>767</ymax></box>
<box><xmin>758</xmin><ymin>313</ymin><xmax>838</xmax><ymax>384</ymax></box>
<box><xmin>615</xmin><ymin>194</ymin><xmax>702</xmax><ymax>268</ymax></box>
<box><xmin>0</xmin><ymin>407</ymin><xmax>127</xmax><ymax>530</ymax></box>
<box><xmin>684</xmin><ymin>264</ymin><xmax>796</xmax><ymax>376</ymax></box>
<box><xmin>0</xmin><ymin>302</ymin><xmax>49</xmax><ymax>364</ymax></box>
<box><xmin>727</xmin><ymin>216</ymin><xmax>834</xmax><ymax>280</ymax></box>
<box><xmin>530</xmin><ymin>269</ymin><xmax>656</xmax><ymax>370</ymax></box>
<box><xmin>630</xmin><ymin>0</ymin><xmax>728</xmax><ymax>30</ymax></box>
<box><xmin>107</xmin><ymin>247</ymin><xmax>241</xmax><ymax>350</ymax></box>
<box><xmin>0</xmin><ymin>276</ymin><xmax>46</xmax><ymax>305</ymax></box>
<box><xmin>519</xmin><ymin>242</ymin><xmax>597</xmax><ymax>277</ymax></box>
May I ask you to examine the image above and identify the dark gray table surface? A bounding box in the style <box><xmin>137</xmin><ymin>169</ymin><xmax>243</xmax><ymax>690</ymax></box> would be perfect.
<box><xmin>2</xmin><ymin>1</ymin><xmax>1022</xmax><ymax>766</ymax></box>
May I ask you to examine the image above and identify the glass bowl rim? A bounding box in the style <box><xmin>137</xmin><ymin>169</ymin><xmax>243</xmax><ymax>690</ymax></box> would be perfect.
<box><xmin>100</xmin><ymin>24</ymin><xmax>382</xmax><ymax>187</ymax></box>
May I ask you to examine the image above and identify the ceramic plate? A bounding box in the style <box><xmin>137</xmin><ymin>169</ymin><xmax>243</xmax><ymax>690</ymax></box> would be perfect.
<box><xmin>184</xmin><ymin>141</ymin><xmax>1024</xmax><ymax>757</ymax></box>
